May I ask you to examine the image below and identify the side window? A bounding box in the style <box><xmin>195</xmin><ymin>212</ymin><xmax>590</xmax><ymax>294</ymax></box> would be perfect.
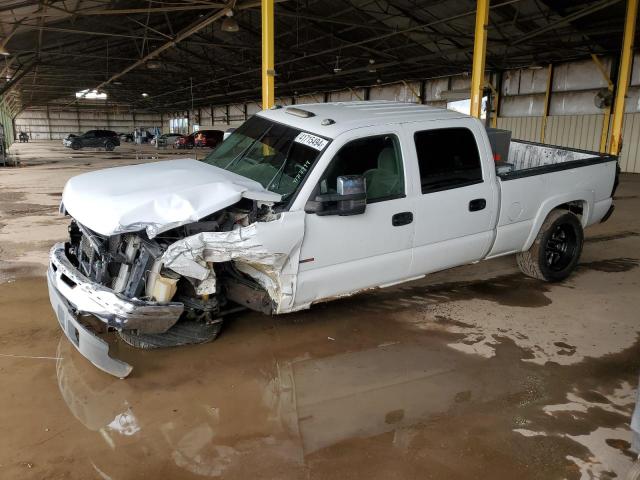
<box><xmin>84</xmin><ymin>130</ymin><xmax>96</xmax><ymax>138</ymax></box>
<box><xmin>414</xmin><ymin>128</ymin><xmax>483</xmax><ymax>194</ymax></box>
<box><xmin>319</xmin><ymin>135</ymin><xmax>404</xmax><ymax>203</ymax></box>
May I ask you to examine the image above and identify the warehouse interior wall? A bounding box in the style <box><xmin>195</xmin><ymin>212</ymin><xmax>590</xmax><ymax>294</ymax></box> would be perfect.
<box><xmin>14</xmin><ymin>104</ymin><xmax>163</xmax><ymax>140</ymax></box>
<box><xmin>14</xmin><ymin>53</ymin><xmax>640</xmax><ymax>173</ymax></box>
<box><xmin>164</xmin><ymin>54</ymin><xmax>639</xmax><ymax>173</ymax></box>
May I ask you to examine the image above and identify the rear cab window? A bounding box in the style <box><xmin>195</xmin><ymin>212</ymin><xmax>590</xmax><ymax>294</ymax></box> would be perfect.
<box><xmin>414</xmin><ymin>127</ymin><xmax>483</xmax><ymax>193</ymax></box>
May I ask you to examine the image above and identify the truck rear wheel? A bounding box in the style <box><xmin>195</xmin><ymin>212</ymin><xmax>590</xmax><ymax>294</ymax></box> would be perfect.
<box><xmin>118</xmin><ymin>319</ymin><xmax>223</xmax><ymax>349</ymax></box>
<box><xmin>516</xmin><ymin>210</ymin><xmax>583</xmax><ymax>282</ymax></box>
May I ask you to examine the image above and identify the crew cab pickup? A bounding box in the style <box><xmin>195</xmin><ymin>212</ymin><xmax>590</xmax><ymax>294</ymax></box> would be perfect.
<box><xmin>47</xmin><ymin>101</ymin><xmax>618</xmax><ymax>377</ymax></box>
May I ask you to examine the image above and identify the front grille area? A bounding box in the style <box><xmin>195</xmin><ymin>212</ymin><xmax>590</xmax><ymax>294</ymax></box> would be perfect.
<box><xmin>67</xmin><ymin>220</ymin><xmax>161</xmax><ymax>299</ymax></box>
<box><xmin>74</xmin><ymin>225</ymin><xmax>109</xmax><ymax>283</ymax></box>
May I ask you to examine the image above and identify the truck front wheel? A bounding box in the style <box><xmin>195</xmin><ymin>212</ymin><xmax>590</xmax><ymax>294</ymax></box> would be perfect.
<box><xmin>118</xmin><ymin>318</ymin><xmax>223</xmax><ymax>349</ymax></box>
<box><xmin>517</xmin><ymin>210</ymin><xmax>584</xmax><ymax>282</ymax></box>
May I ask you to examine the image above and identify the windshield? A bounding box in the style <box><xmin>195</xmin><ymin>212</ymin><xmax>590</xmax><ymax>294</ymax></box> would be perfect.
<box><xmin>202</xmin><ymin>116</ymin><xmax>328</xmax><ymax>201</ymax></box>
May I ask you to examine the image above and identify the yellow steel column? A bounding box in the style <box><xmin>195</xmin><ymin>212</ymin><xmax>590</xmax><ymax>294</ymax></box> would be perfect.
<box><xmin>610</xmin><ymin>0</ymin><xmax>638</xmax><ymax>155</ymax></box>
<box><xmin>470</xmin><ymin>0</ymin><xmax>489</xmax><ymax>118</ymax></box>
<box><xmin>261</xmin><ymin>0</ymin><xmax>275</xmax><ymax>109</ymax></box>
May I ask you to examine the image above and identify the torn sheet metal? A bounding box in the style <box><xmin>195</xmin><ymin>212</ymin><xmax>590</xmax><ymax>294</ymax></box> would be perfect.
<box><xmin>161</xmin><ymin>211</ymin><xmax>305</xmax><ymax>313</ymax></box>
<box><xmin>62</xmin><ymin>159</ymin><xmax>281</xmax><ymax>238</ymax></box>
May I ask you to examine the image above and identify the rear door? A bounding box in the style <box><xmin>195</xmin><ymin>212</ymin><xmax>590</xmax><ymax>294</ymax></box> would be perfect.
<box><xmin>294</xmin><ymin>127</ymin><xmax>415</xmax><ymax>307</ymax></box>
<box><xmin>405</xmin><ymin>119</ymin><xmax>499</xmax><ymax>276</ymax></box>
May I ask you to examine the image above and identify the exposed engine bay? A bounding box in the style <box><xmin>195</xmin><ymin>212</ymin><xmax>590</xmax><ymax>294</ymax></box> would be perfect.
<box><xmin>64</xmin><ymin>198</ymin><xmax>285</xmax><ymax>348</ymax></box>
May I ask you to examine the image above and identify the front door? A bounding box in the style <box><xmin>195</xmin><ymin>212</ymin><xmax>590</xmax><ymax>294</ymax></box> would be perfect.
<box><xmin>294</xmin><ymin>131</ymin><xmax>415</xmax><ymax>308</ymax></box>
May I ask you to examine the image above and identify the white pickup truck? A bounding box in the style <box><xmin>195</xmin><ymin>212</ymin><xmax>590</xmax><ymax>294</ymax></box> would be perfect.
<box><xmin>47</xmin><ymin>101</ymin><xmax>618</xmax><ymax>377</ymax></box>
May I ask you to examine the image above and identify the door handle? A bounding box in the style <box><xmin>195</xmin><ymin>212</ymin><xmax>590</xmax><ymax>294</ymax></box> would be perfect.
<box><xmin>469</xmin><ymin>198</ymin><xmax>486</xmax><ymax>212</ymax></box>
<box><xmin>392</xmin><ymin>211</ymin><xmax>413</xmax><ymax>226</ymax></box>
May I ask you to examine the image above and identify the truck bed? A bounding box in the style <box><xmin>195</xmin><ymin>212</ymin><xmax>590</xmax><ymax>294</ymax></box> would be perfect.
<box><xmin>487</xmin><ymin>139</ymin><xmax>618</xmax><ymax>258</ymax></box>
<box><xmin>496</xmin><ymin>139</ymin><xmax>616</xmax><ymax>179</ymax></box>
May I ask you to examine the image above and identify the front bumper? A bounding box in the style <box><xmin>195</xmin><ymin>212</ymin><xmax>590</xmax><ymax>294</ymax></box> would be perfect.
<box><xmin>47</xmin><ymin>242</ymin><xmax>184</xmax><ymax>377</ymax></box>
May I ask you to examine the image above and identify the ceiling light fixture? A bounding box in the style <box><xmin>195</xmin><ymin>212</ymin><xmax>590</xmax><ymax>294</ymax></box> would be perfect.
<box><xmin>333</xmin><ymin>55</ymin><xmax>342</xmax><ymax>73</ymax></box>
<box><xmin>146</xmin><ymin>60</ymin><xmax>162</xmax><ymax>70</ymax></box>
<box><xmin>0</xmin><ymin>44</ymin><xmax>10</xmax><ymax>56</ymax></box>
<box><xmin>221</xmin><ymin>11</ymin><xmax>239</xmax><ymax>32</ymax></box>
<box><xmin>141</xmin><ymin>92</ymin><xmax>149</xmax><ymax>97</ymax></box>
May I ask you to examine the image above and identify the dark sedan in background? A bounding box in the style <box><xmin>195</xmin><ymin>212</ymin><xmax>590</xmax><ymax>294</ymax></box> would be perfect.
<box><xmin>63</xmin><ymin>130</ymin><xmax>120</xmax><ymax>151</ymax></box>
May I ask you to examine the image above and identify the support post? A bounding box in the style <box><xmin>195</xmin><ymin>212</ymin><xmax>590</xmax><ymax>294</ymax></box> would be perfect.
<box><xmin>261</xmin><ymin>0</ymin><xmax>275</xmax><ymax>109</ymax></box>
<box><xmin>46</xmin><ymin>104</ymin><xmax>52</xmax><ymax>140</ymax></box>
<box><xmin>610</xmin><ymin>0</ymin><xmax>638</xmax><ymax>155</ymax></box>
<box><xmin>540</xmin><ymin>64</ymin><xmax>553</xmax><ymax>143</ymax></box>
<box><xmin>470</xmin><ymin>0</ymin><xmax>489</xmax><ymax>118</ymax></box>
<box><xmin>491</xmin><ymin>71</ymin><xmax>502</xmax><ymax>128</ymax></box>
<box><xmin>591</xmin><ymin>54</ymin><xmax>614</xmax><ymax>153</ymax></box>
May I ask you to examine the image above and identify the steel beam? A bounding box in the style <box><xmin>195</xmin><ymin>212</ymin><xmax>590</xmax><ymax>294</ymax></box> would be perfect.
<box><xmin>71</xmin><ymin>6</ymin><xmax>231</xmax><ymax>106</ymax></box>
<box><xmin>511</xmin><ymin>0</ymin><xmax>623</xmax><ymax>46</ymax></box>
<box><xmin>540</xmin><ymin>64</ymin><xmax>553</xmax><ymax>143</ymax></box>
<box><xmin>470</xmin><ymin>0</ymin><xmax>489</xmax><ymax>118</ymax></box>
<box><xmin>609</xmin><ymin>0</ymin><xmax>637</xmax><ymax>155</ymax></box>
<box><xmin>262</xmin><ymin>0</ymin><xmax>275</xmax><ymax>109</ymax></box>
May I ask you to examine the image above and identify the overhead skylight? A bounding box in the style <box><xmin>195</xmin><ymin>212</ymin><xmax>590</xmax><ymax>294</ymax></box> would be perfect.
<box><xmin>75</xmin><ymin>89</ymin><xmax>107</xmax><ymax>100</ymax></box>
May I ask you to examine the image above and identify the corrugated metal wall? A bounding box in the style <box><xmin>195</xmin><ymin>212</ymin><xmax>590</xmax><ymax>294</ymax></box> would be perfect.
<box><xmin>496</xmin><ymin>54</ymin><xmax>640</xmax><ymax>172</ymax></box>
<box><xmin>497</xmin><ymin>113</ymin><xmax>640</xmax><ymax>173</ymax></box>
<box><xmin>15</xmin><ymin>106</ymin><xmax>163</xmax><ymax>140</ymax></box>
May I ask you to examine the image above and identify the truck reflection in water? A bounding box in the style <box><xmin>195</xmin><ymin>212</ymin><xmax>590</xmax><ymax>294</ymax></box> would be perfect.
<box><xmin>55</xmin><ymin>337</ymin><xmax>494</xmax><ymax>478</ymax></box>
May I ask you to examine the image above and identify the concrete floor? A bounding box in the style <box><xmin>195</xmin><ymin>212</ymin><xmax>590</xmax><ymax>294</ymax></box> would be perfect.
<box><xmin>1</xmin><ymin>140</ymin><xmax>639</xmax><ymax>479</ymax></box>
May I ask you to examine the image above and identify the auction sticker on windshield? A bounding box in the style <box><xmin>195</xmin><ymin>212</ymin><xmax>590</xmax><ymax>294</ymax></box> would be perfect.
<box><xmin>294</xmin><ymin>132</ymin><xmax>328</xmax><ymax>151</ymax></box>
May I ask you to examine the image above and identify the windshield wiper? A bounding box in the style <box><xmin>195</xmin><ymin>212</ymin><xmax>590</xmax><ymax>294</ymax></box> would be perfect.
<box><xmin>267</xmin><ymin>141</ymin><xmax>295</xmax><ymax>192</ymax></box>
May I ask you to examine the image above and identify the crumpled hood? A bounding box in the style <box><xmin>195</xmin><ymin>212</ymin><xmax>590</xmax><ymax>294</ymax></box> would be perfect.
<box><xmin>61</xmin><ymin>158</ymin><xmax>281</xmax><ymax>238</ymax></box>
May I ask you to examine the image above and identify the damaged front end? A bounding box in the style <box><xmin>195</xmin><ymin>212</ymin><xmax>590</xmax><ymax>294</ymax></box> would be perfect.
<box><xmin>48</xmin><ymin>199</ymin><xmax>304</xmax><ymax>378</ymax></box>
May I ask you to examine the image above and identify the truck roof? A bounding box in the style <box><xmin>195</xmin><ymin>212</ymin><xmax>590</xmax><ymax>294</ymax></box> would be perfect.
<box><xmin>256</xmin><ymin>100</ymin><xmax>468</xmax><ymax>139</ymax></box>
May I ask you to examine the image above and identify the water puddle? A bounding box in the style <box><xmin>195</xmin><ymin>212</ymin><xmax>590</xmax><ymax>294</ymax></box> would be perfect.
<box><xmin>0</xmin><ymin>267</ymin><xmax>637</xmax><ymax>479</ymax></box>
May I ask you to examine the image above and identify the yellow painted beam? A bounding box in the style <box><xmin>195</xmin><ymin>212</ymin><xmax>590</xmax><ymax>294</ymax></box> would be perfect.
<box><xmin>540</xmin><ymin>64</ymin><xmax>553</xmax><ymax>143</ymax></box>
<box><xmin>261</xmin><ymin>0</ymin><xmax>275</xmax><ymax>109</ymax></box>
<box><xmin>610</xmin><ymin>0</ymin><xmax>638</xmax><ymax>155</ymax></box>
<box><xmin>470</xmin><ymin>0</ymin><xmax>489</xmax><ymax>119</ymax></box>
<box><xmin>591</xmin><ymin>54</ymin><xmax>613</xmax><ymax>153</ymax></box>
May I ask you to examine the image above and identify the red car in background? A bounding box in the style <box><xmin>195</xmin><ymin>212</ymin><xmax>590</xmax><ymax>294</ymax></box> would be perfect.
<box><xmin>174</xmin><ymin>133</ymin><xmax>194</xmax><ymax>149</ymax></box>
<box><xmin>194</xmin><ymin>130</ymin><xmax>224</xmax><ymax>148</ymax></box>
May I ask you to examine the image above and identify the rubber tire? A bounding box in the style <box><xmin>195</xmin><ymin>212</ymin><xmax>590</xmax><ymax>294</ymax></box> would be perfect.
<box><xmin>104</xmin><ymin>141</ymin><xmax>115</xmax><ymax>152</ymax></box>
<box><xmin>71</xmin><ymin>142</ymin><xmax>81</xmax><ymax>150</ymax></box>
<box><xmin>516</xmin><ymin>210</ymin><xmax>583</xmax><ymax>282</ymax></box>
<box><xmin>118</xmin><ymin>319</ymin><xmax>223</xmax><ymax>349</ymax></box>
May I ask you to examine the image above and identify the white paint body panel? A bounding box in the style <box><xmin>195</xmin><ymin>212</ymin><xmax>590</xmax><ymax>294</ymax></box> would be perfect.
<box><xmin>61</xmin><ymin>159</ymin><xmax>280</xmax><ymax>238</ymax></box>
<box><xmin>401</xmin><ymin>118</ymin><xmax>499</xmax><ymax>276</ymax></box>
<box><xmin>294</xmin><ymin>124</ymin><xmax>415</xmax><ymax>307</ymax></box>
<box><xmin>487</xmin><ymin>161</ymin><xmax>617</xmax><ymax>257</ymax></box>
